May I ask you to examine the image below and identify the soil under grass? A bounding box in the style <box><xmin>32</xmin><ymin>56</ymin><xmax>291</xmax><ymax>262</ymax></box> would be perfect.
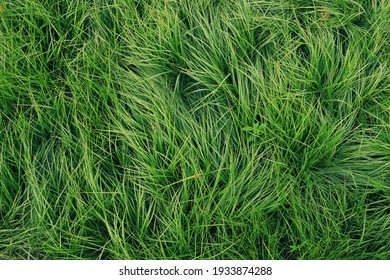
<box><xmin>0</xmin><ymin>0</ymin><xmax>389</xmax><ymax>259</ymax></box>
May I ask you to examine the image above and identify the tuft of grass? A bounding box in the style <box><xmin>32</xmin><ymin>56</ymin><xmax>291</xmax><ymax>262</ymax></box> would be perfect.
<box><xmin>0</xmin><ymin>0</ymin><xmax>389</xmax><ymax>259</ymax></box>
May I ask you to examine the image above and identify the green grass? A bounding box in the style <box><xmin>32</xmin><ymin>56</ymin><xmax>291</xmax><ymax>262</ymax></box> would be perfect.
<box><xmin>0</xmin><ymin>0</ymin><xmax>389</xmax><ymax>260</ymax></box>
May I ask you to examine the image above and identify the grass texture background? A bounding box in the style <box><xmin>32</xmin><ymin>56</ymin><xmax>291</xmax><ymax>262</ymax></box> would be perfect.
<box><xmin>0</xmin><ymin>0</ymin><xmax>389</xmax><ymax>259</ymax></box>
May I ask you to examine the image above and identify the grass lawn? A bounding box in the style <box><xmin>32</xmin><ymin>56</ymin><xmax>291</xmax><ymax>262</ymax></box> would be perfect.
<box><xmin>0</xmin><ymin>0</ymin><xmax>389</xmax><ymax>259</ymax></box>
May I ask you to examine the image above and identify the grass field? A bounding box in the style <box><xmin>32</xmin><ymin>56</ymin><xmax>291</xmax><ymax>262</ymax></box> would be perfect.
<box><xmin>0</xmin><ymin>0</ymin><xmax>389</xmax><ymax>259</ymax></box>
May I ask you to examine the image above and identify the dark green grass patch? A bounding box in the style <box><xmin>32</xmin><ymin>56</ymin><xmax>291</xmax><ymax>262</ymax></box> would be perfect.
<box><xmin>0</xmin><ymin>0</ymin><xmax>389</xmax><ymax>259</ymax></box>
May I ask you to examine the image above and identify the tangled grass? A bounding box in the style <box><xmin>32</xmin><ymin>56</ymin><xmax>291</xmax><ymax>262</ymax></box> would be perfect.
<box><xmin>0</xmin><ymin>0</ymin><xmax>389</xmax><ymax>259</ymax></box>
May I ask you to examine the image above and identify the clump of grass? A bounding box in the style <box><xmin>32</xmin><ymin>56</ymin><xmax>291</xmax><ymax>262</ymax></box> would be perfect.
<box><xmin>0</xmin><ymin>0</ymin><xmax>389</xmax><ymax>259</ymax></box>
